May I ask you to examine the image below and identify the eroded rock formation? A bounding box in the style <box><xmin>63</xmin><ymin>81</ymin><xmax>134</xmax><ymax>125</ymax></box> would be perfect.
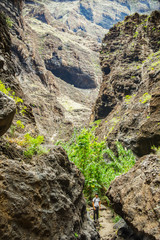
<box><xmin>0</xmin><ymin>1</ymin><xmax>100</xmax><ymax>239</ymax></box>
<box><xmin>107</xmin><ymin>154</ymin><xmax>160</xmax><ymax>240</ymax></box>
<box><xmin>92</xmin><ymin>10</ymin><xmax>160</xmax><ymax>240</ymax></box>
<box><xmin>0</xmin><ymin>146</ymin><xmax>99</xmax><ymax>240</ymax></box>
<box><xmin>92</xmin><ymin>11</ymin><xmax>160</xmax><ymax>156</ymax></box>
<box><xmin>0</xmin><ymin>92</ymin><xmax>16</xmax><ymax>136</ymax></box>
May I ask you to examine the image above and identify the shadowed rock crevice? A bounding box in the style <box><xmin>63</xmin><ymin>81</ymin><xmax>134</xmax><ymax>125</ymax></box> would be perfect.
<box><xmin>45</xmin><ymin>57</ymin><xmax>97</xmax><ymax>89</ymax></box>
<box><xmin>92</xmin><ymin>11</ymin><xmax>160</xmax><ymax>157</ymax></box>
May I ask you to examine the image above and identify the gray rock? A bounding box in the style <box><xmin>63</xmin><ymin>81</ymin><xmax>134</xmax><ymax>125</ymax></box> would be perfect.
<box><xmin>113</xmin><ymin>219</ymin><xmax>127</xmax><ymax>230</ymax></box>
<box><xmin>107</xmin><ymin>155</ymin><xmax>160</xmax><ymax>240</ymax></box>
<box><xmin>0</xmin><ymin>91</ymin><xmax>16</xmax><ymax>136</ymax></box>
<box><xmin>0</xmin><ymin>146</ymin><xmax>100</xmax><ymax>240</ymax></box>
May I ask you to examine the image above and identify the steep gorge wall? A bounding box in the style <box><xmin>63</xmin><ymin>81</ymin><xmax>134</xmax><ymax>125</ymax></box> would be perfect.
<box><xmin>0</xmin><ymin>0</ymin><xmax>101</xmax><ymax>142</ymax></box>
<box><xmin>92</xmin><ymin>10</ymin><xmax>160</xmax><ymax>240</ymax></box>
<box><xmin>92</xmin><ymin>11</ymin><xmax>160</xmax><ymax>156</ymax></box>
<box><xmin>0</xmin><ymin>1</ymin><xmax>100</xmax><ymax>239</ymax></box>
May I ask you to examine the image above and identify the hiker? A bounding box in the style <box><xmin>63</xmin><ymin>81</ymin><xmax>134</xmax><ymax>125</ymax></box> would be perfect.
<box><xmin>92</xmin><ymin>193</ymin><xmax>101</xmax><ymax>221</ymax></box>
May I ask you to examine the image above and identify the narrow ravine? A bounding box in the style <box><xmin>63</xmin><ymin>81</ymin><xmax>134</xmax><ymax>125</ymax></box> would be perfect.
<box><xmin>88</xmin><ymin>205</ymin><xmax>116</xmax><ymax>240</ymax></box>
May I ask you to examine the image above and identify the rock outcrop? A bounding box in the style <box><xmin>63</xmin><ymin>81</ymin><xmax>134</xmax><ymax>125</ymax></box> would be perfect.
<box><xmin>0</xmin><ymin>146</ymin><xmax>99</xmax><ymax>240</ymax></box>
<box><xmin>0</xmin><ymin>92</ymin><xmax>16</xmax><ymax>136</ymax></box>
<box><xmin>92</xmin><ymin>11</ymin><xmax>160</xmax><ymax>156</ymax></box>
<box><xmin>107</xmin><ymin>154</ymin><xmax>160</xmax><ymax>240</ymax></box>
<box><xmin>1</xmin><ymin>0</ymin><xmax>160</xmax><ymax>142</ymax></box>
<box><xmin>0</xmin><ymin>2</ymin><xmax>100</xmax><ymax>239</ymax></box>
<box><xmin>92</xmin><ymin>10</ymin><xmax>160</xmax><ymax>240</ymax></box>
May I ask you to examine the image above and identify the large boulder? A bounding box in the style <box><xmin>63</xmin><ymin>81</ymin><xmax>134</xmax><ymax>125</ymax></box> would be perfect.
<box><xmin>107</xmin><ymin>154</ymin><xmax>160</xmax><ymax>240</ymax></box>
<box><xmin>0</xmin><ymin>146</ymin><xmax>99</xmax><ymax>240</ymax></box>
<box><xmin>0</xmin><ymin>91</ymin><xmax>16</xmax><ymax>136</ymax></box>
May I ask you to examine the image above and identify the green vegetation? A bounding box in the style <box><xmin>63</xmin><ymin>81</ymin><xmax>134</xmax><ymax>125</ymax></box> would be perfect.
<box><xmin>133</xmin><ymin>31</ymin><xmax>138</xmax><ymax>38</ymax></box>
<box><xmin>23</xmin><ymin>133</ymin><xmax>49</xmax><ymax>158</ymax></box>
<box><xmin>139</xmin><ymin>93</ymin><xmax>151</xmax><ymax>104</ymax></box>
<box><xmin>113</xmin><ymin>215</ymin><xmax>122</xmax><ymax>223</ymax></box>
<box><xmin>151</xmin><ymin>146</ymin><xmax>160</xmax><ymax>157</ymax></box>
<box><xmin>16</xmin><ymin>120</ymin><xmax>25</xmax><ymax>129</ymax></box>
<box><xmin>57</xmin><ymin>122</ymin><xmax>136</xmax><ymax>199</ymax></box>
<box><xmin>125</xmin><ymin>95</ymin><xmax>133</xmax><ymax>104</ymax></box>
<box><xmin>6</xmin><ymin>16</ymin><xmax>13</xmax><ymax>29</ymax></box>
<box><xmin>0</xmin><ymin>80</ymin><xmax>23</xmax><ymax>105</ymax></box>
<box><xmin>74</xmin><ymin>233</ymin><xmax>78</xmax><ymax>238</ymax></box>
<box><xmin>0</xmin><ymin>80</ymin><xmax>27</xmax><ymax>116</ymax></box>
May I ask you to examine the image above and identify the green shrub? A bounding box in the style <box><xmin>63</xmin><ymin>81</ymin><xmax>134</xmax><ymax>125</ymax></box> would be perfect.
<box><xmin>0</xmin><ymin>80</ymin><xmax>23</xmax><ymax>104</ymax></box>
<box><xmin>57</xmin><ymin>122</ymin><xmax>136</xmax><ymax>199</ymax></box>
<box><xmin>113</xmin><ymin>215</ymin><xmax>121</xmax><ymax>223</ymax></box>
<box><xmin>6</xmin><ymin>16</ymin><xmax>13</xmax><ymax>29</ymax></box>
<box><xmin>151</xmin><ymin>146</ymin><xmax>160</xmax><ymax>156</ymax></box>
<box><xmin>0</xmin><ymin>80</ymin><xmax>26</xmax><ymax>114</ymax></box>
<box><xmin>139</xmin><ymin>92</ymin><xmax>151</xmax><ymax>104</ymax></box>
<box><xmin>24</xmin><ymin>133</ymin><xmax>49</xmax><ymax>158</ymax></box>
<box><xmin>133</xmin><ymin>31</ymin><xmax>138</xmax><ymax>38</ymax></box>
<box><xmin>16</xmin><ymin>120</ymin><xmax>25</xmax><ymax>129</ymax></box>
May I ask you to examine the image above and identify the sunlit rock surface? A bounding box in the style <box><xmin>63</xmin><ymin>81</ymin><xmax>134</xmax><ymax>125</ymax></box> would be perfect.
<box><xmin>107</xmin><ymin>154</ymin><xmax>160</xmax><ymax>240</ymax></box>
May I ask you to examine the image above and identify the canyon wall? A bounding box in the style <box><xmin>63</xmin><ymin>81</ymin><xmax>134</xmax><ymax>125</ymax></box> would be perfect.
<box><xmin>92</xmin><ymin>10</ymin><xmax>160</xmax><ymax>240</ymax></box>
<box><xmin>92</xmin><ymin>11</ymin><xmax>160</xmax><ymax>156</ymax></box>
<box><xmin>0</xmin><ymin>1</ymin><xmax>99</xmax><ymax>239</ymax></box>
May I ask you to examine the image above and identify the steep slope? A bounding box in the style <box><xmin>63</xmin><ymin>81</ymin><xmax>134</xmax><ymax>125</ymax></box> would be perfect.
<box><xmin>0</xmin><ymin>2</ymin><xmax>99</xmax><ymax>239</ymax></box>
<box><xmin>92</xmin><ymin>10</ymin><xmax>160</xmax><ymax>240</ymax></box>
<box><xmin>1</xmin><ymin>0</ymin><xmax>159</xmax><ymax>142</ymax></box>
<box><xmin>45</xmin><ymin>0</ymin><xmax>160</xmax><ymax>41</ymax></box>
<box><xmin>92</xmin><ymin>11</ymin><xmax>160</xmax><ymax>156</ymax></box>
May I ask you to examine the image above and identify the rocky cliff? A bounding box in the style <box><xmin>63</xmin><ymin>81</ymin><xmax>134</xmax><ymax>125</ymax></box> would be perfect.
<box><xmin>92</xmin><ymin>10</ymin><xmax>160</xmax><ymax>156</ymax></box>
<box><xmin>1</xmin><ymin>0</ymin><xmax>159</xmax><ymax>143</ymax></box>
<box><xmin>92</xmin><ymin>10</ymin><xmax>160</xmax><ymax>240</ymax></box>
<box><xmin>0</xmin><ymin>92</ymin><xmax>16</xmax><ymax>136</ymax></box>
<box><xmin>1</xmin><ymin>0</ymin><xmax>160</xmax><ymax>239</ymax></box>
<box><xmin>0</xmin><ymin>1</ymin><xmax>100</xmax><ymax>239</ymax></box>
<box><xmin>39</xmin><ymin>0</ymin><xmax>160</xmax><ymax>41</ymax></box>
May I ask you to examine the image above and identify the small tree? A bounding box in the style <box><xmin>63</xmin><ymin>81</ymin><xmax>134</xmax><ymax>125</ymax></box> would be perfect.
<box><xmin>57</xmin><ymin>122</ymin><xmax>136</xmax><ymax>199</ymax></box>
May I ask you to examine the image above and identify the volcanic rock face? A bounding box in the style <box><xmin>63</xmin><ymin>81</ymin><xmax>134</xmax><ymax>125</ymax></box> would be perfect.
<box><xmin>107</xmin><ymin>154</ymin><xmax>160</xmax><ymax>240</ymax></box>
<box><xmin>0</xmin><ymin>146</ymin><xmax>99</xmax><ymax>240</ymax></box>
<box><xmin>92</xmin><ymin>10</ymin><xmax>160</xmax><ymax>240</ymax></box>
<box><xmin>92</xmin><ymin>11</ymin><xmax>160</xmax><ymax>156</ymax></box>
<box><xmin>1</xmin><ymin>0</ymin><xmax>160</xmax><ymax>142</ymax></box>
<box><xmin>0</xmin><ymin>92</ymin><xmax>16</xmax><ymax>136</ymax></box>
<box><xmin>0</xmin><ymin>2</ymin><xmax>100</xmax><ymax>239</ymax></box>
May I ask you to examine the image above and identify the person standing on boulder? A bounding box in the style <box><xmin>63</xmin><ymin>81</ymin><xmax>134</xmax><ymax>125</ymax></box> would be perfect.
<box><xmin>92</xmin><ymin>193</ymin><xmax>101</xmax><ymax>221</ymax></box>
